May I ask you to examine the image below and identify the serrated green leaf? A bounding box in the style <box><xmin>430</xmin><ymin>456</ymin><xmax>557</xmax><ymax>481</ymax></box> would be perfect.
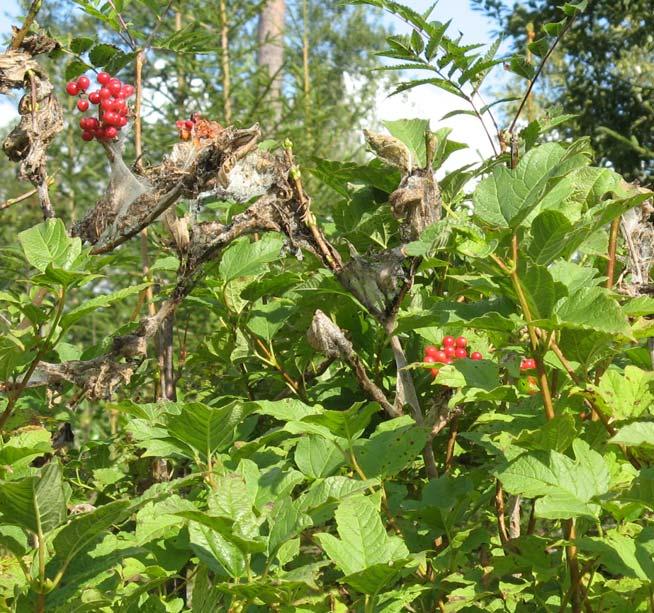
<box><xmin>18</xmin><ymin>219</ymin><xmax>81</xmax><ymax>273</ymax></box>
<box><xmin>88</xmin><ymin>44</ymin><xmax>120</xmax><ymax>67</ymax></box>
<box><xmin>64</xmin><ymin>60</ymin><xmax>91</xmax><ymax>81</ymax></box>
<box><xmin>0</xmin><ymin>462</ymin><xmax>67</xmax><ymax>534</ymax></box>
<box><xmin>473</xmin><ymin>142</ymin><xmax>590</xmax><ymax>230</ymax></box>
<box><xmin>553</xmin><ymin>287</ymin><xmax>631</xmax><ymax>336</ymax></box>
<box><xmin>219</xmin><ymin>234</ymin><xmax>284</xmax><ymax>282</ymax></box>
<box><xmin>294</xmin><ymin>436</ymin><xmax>345</xmax><ymax>479</ymax></box>
<box><xmin>609</xmin><ymin>423</ymin><xmax>654</xmax><ymax>449</ymax></box>
<box><xmin>165</xmin><ymin>401</ymin><xmax>255</xmax><ymax>461</ymax></box>
<box><xmin>315</xmin><ymin>494</ymin><xmax>409</xmax><ymax>585</ymax></box>
<box><xmin>383</xmin><ymin>118</ymin><xmax>430</xmax><ymax>168</ymax></box>
<box><xmin>496</xmin><ymin>439</ymin><xmax>610</xmax><ymax>519</ymax></box>
<box><xmin>353</xmin><ymin>417</ymin><xmax>427</xmax><ymax>478</ymax></box>
<box><xmin>61</xmin><ymin>283</ymin><xmax>149</xmax><ymax>329</ymax></box>
<box><xmin>589</xmin><ymin>366</ymin><xmax>654</xmax><ymax>420</ymax></box>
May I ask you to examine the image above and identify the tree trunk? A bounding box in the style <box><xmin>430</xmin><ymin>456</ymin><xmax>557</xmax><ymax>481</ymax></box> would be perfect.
<box><xmin>257</xmin><ymin>0</ymin><xmax>285</xmax><ymax>120</ymax></box>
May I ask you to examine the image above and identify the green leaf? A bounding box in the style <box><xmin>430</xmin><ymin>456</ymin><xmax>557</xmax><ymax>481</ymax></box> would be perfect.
<box><xmin>88</xmin><ymin>44</ymin><xmax>120</xmax><ymax>67</ymax></box>
<box><xmin>64</xmin><ymin>60</ymin><xmax>91</xmax><ymax>81</ymax></box>
<box><xmin>609</xmin><ymin>423</ymin><xmax>654</xmax><ymax>449</ymax></box>
<box><xmin>219</xmin><ymin>234</ymin><xmax>284</xmax><ymax>282</ymax></box>
<box><xmin>61</xmin><ymin>283</ymin><xmax>149</xmax><ymax>329</ymax></box>
<box><xmin>579</xmin><ymin>528</ymin><xmax>654</xmax><ymax>581</ymax></box>
<box><xmin>353</xmin><ymin>417</ymin><xmax>428</xmax><ymax>478</ymax></box>
<box><xmin>191</xmin><ymin>565</ymin><xmax>222</xmax><ymax>613</ymax></box>
<box><xmin>508</xmin><ymin>55</ymin><xmax>536</xmax><ymax>80</ymax></box>
<box><xmin>188</xmin><ymin>521</ymin><xmax>246</xmax><ymax>579</ymax></box>
<box><xmin>70</xmin><ymin>37</ymin><xmax>94</xmax><ymax>54</ymax></box>
<box><xmin>514</xmin><ymin>414</ymin><xmax>578</xmax><ymax>452</ymax></box>
<box><xmin>383</xmin><ymin>118</ymin><xmax>430</xmax><ymax>168</ymax></box>
<box><xmin>165</xmin><ymin>401</ymin><xmax>255</xmax><ymax>461</ymax></box>
<box><xmin>246</xmin><ymin>300</ymin><xmax>294</xmax><ymax>342</ymax></box>
<box><xmin>50</xmin><ymin>500</ymin><xmax>133</xmax><ymax>575</ymax></box>
<box><xmin>253</xmin><ymin>398</ymin><xmax>321</xmax><ymax>421</ymax></box>
<box><xmin>294</xmin><ymin>436</ymin><xmax>345</xmax><ymax>479</ymax></box>
<box><xmin>553</xmin><ymin>287</ymin><xmax>631</xmax><ymax>337</ymax></box>
<box><xmin>0</xmin><ymin>333</ymin><xmax>32</xmax><ymax>383</ymax></box>
<box><xmin>267</xmin><ymin>496</ymin><xmax>312</xmax><ymax>556</ymax></box>
<box><xmin>528</xmin><ymin>210</ymin><xmax>574</xmax><ymax>265</ymax></box>
<box><xmin>473</xmin><ymin>142</ymin><xmax>590</xmax><ymax>230</ymax></box>
<box><xmin>0</xmin><ymin>462</ymin><xmax>67</xmax><ymax>534</ymax></box>
<box><xmin>520</xmin><ymin>264</ymin><xmax>563</xmax><ymax>320</ymax></box>
<box><xmin>18</xmin><ymin>219</ymin><xmax>81</xmax><ymax>273</ymax></box>
<box><xmin>527</xmin><ymin>37</ymin><xmax>550</xmax><ymax>58</ymax></box>
<box><xmin>299</xmin><ymin>476</ymin><xmax>379</xmax><ymax>512</ymax></box>
<box><xmin>0</xmin><ymin>427</ymin><xmax>51</xmax><ymax>477</ymax></box>
<box><xmin>315</xmin><ymin>494</ymin><xmax>409</xmax><ymax>586</ymax></box>
<box><xmin>302</xmin><ymin>402</ymin><xmax>380</xmax><ymax>440</ymax></box>
<box><xmin>496</xmin><ymin>439</ymin><xmax>610</xmax><ymax>519</ymax></box>
<box><xmin>342</xmin><ymin>562</ymin><xmax>410</xmax><ymax>595</ymax></box>
<box><xmin>589</xmin><ymin>366</ymin><xmax>654</xmax><ymax>420</ymax></box>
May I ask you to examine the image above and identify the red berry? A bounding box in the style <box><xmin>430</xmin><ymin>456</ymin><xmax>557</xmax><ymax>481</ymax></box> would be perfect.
<box><xmin>99</xmin><ymin>87</ymin><xmax>112</xmax><ymax>99</ymax></box>
<box><xmin>76</xmin><ymin>98</ymin><xmax>89</xmax><ymax>112</ymax></box>
<box><xmin>430</xmin><ymin>368</ymin><xmax>439</xmax><ymax>378</ymax></box>
<box><xmin>100</xmin><ymin>98</ymin><xmax>113</xmax><ymax>111</ymax></box>
<box><xmin>455</xmin><ymin>336</ymin><xmax>467</xmax><ymax>348</ymax></box>
<box><xmin>77</xmin><ymin>76</ymin><xmax>90</xmax><ymax>91</ymax></box>
<box><xmin>81</xmin><ymin>131</ymin><xmax>94</xmax><ymax>141</ymax></box>
<box><xmin>79</xmin><ymin>117</ymin><xmax>89</xmax><ymax>129</ymax></box>
<box><xmin>122</xmin><ymin>84</ymin><xmax>135</xmax><ymax>97</ymax></box>
<box><xmin>445</xmin><ymin>358</ymin><xmax>454</xmax><ymax>365</ymax></box>
<box><xmin>184</xmin><ymin>120</ymin><xmax>194</xmax><ymax>130</ymax></box>
<box><xmin>444</xmin><ymin>346</ymin><xmax>456</xmax><ymax>359</ymax></box>
<box><xmin>102</xmin><ymin>111</ymin><xmax>119</xmax><ymax>125</ymax></box>
<box><xmin>97</xmin><ymin>72</ymin><xmax>111</xmax><ymax>85</ymax></box>
<box><xmin>471</xmin><ymin>352</ymin><xmax>482</xmax><ymax>360</ymax></box>
<box><xmin>424</xmin><ymin>355</ymin><xmax>437</xmax><ymax>364</ymax></box>
<box><xmin>117</xmin><ymin>103</ymin><xmax>129</xmax><ymax>116</ymax></box>
<box><xmin>434</xmin><ymin>350</ymin><xmax>447</xmax><ymax>363</ymax></box>
<box><xmin>424</xmin><ymin>345</ymin><xmax>439</xmax><ymax>359</ymax></box>
<box><xmin>117</xmin><ymin>116</ymin><xmax>128</xmax><ymax>127</ymax></box>
<box><xmin>66</xmin><ymin>81</ymin><xmax>79</xmax><ymax>96</ymax></box>
<box><xmin>88</xmin><ymin>91</ymin><xmax>101</xmax><ymax>104</ymax></box>
<box><xmin>454</xmin><ymin>347</ymin><xmax>467</xmax><ymax>359</ymax></box>
<box><xmin>103</xmin><ymin>126</ymin><xmax>118</xmax><ymax>139</ymax></box>
<box><xmin>175</xmin><ymin>120</ymin><xmax>185</xmax><ymax>129</ymax></box>
<box><xmin>442</xmin><ymin>336</ymin><xmax>455</xmax><ymax>347</ymax></box>
<box><xmin>108</xmin><ymin>81</ymin><xmax>122</xmax><ymax>97</ymax></box>
<box><xmin>520</xmin><ymin>358</ymin><xmax>537</xmax><ymax>371</ymax></box>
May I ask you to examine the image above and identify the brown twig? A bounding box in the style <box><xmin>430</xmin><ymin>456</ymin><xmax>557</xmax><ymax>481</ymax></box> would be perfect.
<box><xmin>9</xmin><ymin>0</ymin><xmax>43</xmax><ymax>50</ymax></box>
<box><xmin>495</xmin><ymin>480</ymin><xmax>511</xmax><ymax>547</ymax></box>
<box><xmin>606</xmin><ymin>218</ymin><xmax>620</xmax><ymax>290</ymax></box>
<box><xmin>0</xmin><ymin>177</ymin><xmax>54</xmax><ymax>211</ymax></box>
<box><xmin>444</xmin><ymin>415</ymin><xmax>459</xmax><ymax>472</ymax></box>
<box><xmin>508</xmin><ymin>9</ymin><xmax>580</xmax><ymax>134</ymax></box>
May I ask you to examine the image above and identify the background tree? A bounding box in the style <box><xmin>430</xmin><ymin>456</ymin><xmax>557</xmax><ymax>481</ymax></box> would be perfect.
<box><xmin>472</xmin><ymin>0</ymin><xmax>654</xmax><ymax>183</ymax></box>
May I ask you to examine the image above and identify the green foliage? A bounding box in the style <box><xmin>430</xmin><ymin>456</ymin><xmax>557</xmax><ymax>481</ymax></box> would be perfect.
<box><xmin>0</xmin><ymin>0</ymin><xmax>653</xmax><ymax>611</ymax></box>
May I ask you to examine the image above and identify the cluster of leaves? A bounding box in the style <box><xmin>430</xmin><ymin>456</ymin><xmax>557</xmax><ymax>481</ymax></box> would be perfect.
<box><xmin>1</xmin><ymin>1</ymin><xmax>654</xmax><ymax>612</ymax></box>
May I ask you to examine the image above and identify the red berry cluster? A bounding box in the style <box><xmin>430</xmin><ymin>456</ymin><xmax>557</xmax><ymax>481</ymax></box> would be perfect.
<box><xmin>520</xmin><ymin>358</ymin><xmax>537</xmax><ymax>371</ymax></box>
<box><xmin>65</xmin><ymin>71</ymin><xmax>135</xmax><ymax>142</ymax></box>
<box><xmin>423</xmin><ymin>336</ymin><xmax>482</xmax><ymax>379</ymax></box>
